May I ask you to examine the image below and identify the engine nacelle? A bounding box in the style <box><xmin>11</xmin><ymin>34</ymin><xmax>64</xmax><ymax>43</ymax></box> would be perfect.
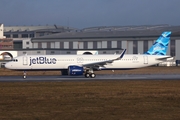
<box><xmin>68</xmin><ymin>66</ymin><xmax>84</xmax><ymax>76</ymax></box>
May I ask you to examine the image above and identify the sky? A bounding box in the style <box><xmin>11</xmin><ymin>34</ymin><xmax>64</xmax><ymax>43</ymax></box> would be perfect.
<box><xmin>0</xmin><ymin>0</ymin><xmax>180</xmax><ymax>29</ymax></box>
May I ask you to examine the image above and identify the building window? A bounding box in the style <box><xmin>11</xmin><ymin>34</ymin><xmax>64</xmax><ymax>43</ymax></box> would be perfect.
<box><xmin>37</xmin><ymin>51</ymin><xmax>41</xmax><ymax>54</ymax></box>
<box><xmin>51</xmin><ymin>51</ymin><xmax>55</xmax><ymax>54</ymax></box>
<box><xmin>26</xmin><ymin>41</ymin><xmax>29</xmax><ymax>45</ymax></box>
<box><xmin>13</xmin><ymin>34</ymin><xmax>18</xmax><ymax>38</ymax></box>
<box><xmin>30</xmin><ymin>34</ymin><xmax>34</xmax><ymax>38</ymax></box>
<box><xmin>112</xmin><ymin>41</ymin><xmax>117</xmax><ymax>48</ymax></box>
<box><xmin>88</xmin><ymin>42</ymin><xmax>93</xmax><ymax>49</ymax></box>
<box><xmin>102</xmin><ymin>41</ymin><xmax>107</xmax><ymax>48</ymax></box>
<box><xmin>64</xmin><ymin>42</ymin><xmax>69</xmax><ymax>49</ymax></box>
<box><xmin>97</xmin><ymin>42</ymin><xmax>102</xmax><ymax>49</ymax></box>
<box><xmin>4</xmin><ymin>34</ymin><xmax>11</xmax><ymax>38</ymax></box>
<box><xmin>73</xmin><ymin>42</ymin><xmax>78</xmax><ymax>49</ymax></box>
<box><xmin>22</xmin><ymin>34</ymin><xmax>28</xmax><ymax>38</ymax></box>
<box><xmin>67</xmin><ymin>51</ymin><xmax>71</xmax><ymax>54</ymax></box>
<box><xmin>39</xmin><ymin>33</ymin><xmax>44</xmax><ymax>36</ymax></box>
<box><xmin>78</xmin><ymin>42</ymin><xmax>83</xmax><ymax>49</ymax></box>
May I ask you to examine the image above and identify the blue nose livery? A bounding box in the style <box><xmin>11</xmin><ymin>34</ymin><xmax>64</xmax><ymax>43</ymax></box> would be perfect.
<box><xmin>29</xmin><ymin>57</ymin><xmax>57</xmax><ymax>66</ymax></box>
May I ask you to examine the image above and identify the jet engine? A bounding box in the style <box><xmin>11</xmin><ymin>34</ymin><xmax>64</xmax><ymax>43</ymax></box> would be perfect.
<box><xmin>68</xmin><ymin>66</ymin><xmax>84</xmax><ymax>76</ymax></box>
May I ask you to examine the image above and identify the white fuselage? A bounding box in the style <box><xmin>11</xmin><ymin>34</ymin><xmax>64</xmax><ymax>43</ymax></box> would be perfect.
<box><xmin>5</xmin><ymin>54</ymin><xmax>169</xmax><ymax>70</ymax></box>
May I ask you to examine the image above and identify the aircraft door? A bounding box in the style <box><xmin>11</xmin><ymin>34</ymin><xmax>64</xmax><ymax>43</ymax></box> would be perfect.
<box><xmin>143</xmin><ymin>56</ymin><xmax>148</xmax><ymax>64</ymax></box>
<box><xmin>23</xmin><ymin>56</ymin><xmax>28</xmax><ymax>65</ymax></box>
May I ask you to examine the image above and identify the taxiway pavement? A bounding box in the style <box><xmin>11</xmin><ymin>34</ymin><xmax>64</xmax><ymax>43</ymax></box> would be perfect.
<box><xmin>0</xmin><ymin>74</ymin><xmax>180</xmax><ymax>82</ymax></box>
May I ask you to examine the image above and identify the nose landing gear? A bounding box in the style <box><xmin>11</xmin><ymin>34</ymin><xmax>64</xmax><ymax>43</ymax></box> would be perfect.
<box><xmin>23</xmin><ymin>71</ymin><xmax>26</xmax><ymax>79</ymax></box>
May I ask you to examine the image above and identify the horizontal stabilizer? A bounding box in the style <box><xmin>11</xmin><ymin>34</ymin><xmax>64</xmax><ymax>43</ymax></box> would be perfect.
<box><xmin>156</xmin><ymin>56</ymin><xmax>173</xmax><ymax>60</ymax></box>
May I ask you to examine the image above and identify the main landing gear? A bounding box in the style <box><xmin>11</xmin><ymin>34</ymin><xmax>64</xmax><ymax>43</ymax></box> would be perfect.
<box><xmin>84</xmin><ymin>69</ymin><xmax>96</xmax><ymax>78</ymax></box>
<box><xmin>23</xmin><ymin>71</ymin><xmax>27</xmax><ymax>79</ymax></box>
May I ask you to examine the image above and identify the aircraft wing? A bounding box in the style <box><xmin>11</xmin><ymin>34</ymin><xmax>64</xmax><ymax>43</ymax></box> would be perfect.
<box><xmin>82</xmin><ymin>49</ymin><xmax>126</xmax><ymax>68</ymax></box>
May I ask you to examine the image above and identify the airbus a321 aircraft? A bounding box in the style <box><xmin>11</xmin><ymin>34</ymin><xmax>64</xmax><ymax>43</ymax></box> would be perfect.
<box><xmin>5</xmin><ymin>31</ymin><xmax>172</xmax><ymax>78</ymax></box>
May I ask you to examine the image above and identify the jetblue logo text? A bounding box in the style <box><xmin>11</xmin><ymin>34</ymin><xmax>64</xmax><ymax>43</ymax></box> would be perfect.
<box><xmin>29</xmin><ymin>57</ymin><xmax>57</xmax><ymax>66</ymax></box>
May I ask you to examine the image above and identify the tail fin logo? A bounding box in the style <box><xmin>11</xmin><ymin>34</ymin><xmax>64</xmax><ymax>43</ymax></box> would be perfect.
<box><xmin>162</xmin><ymin>32</ymin><xmax>170</xmax><ymax>38</ymax></box>
<box><xmin>153</xmin><ymin>45</ymin><xmax>165</xmax><ymax>51</ymax></box>
<box><xmin>145</xmin><ymin>31</ymin><xmax>171</xmax><ymax>55</ymax></box>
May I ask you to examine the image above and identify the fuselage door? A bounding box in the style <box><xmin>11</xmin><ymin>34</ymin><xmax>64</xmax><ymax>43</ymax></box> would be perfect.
<box><xmin>143</xmin><ymin>56</ymin><xmax>148</xmax><ymax>64</ymax></box>
<box><xmin>23</xmin><ymin>56</ymin><xmax>28</xmax><ymax>65</ymax></box>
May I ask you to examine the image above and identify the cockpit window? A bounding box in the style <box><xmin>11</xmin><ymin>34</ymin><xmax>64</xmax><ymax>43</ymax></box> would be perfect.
<box><xmin>12</xmin><ymin>59</ymin><xmax>18</xmax><ymax>62</ymax></box>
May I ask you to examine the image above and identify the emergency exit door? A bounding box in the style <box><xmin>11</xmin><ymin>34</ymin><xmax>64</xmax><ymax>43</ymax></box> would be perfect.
<box><xmin>143</xmin><ymin>56</ymin><xmax>148</xmax><ymax>64</ymax></box>
<box><xmin>23</xmin><ymin>56</ymin><xmax>28</xmax><ymax>65</ymax></box>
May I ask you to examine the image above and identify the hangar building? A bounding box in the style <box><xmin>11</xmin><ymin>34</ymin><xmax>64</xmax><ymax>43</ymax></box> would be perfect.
<box><xmin>30</xmin><ymin>25</ymin><xmax>180</xmax><ymax>59</ymax></box>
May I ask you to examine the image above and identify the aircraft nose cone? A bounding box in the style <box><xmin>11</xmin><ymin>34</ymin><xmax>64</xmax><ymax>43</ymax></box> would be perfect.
<box><xmin>5</xmin><ymin>63</ymin><xmax>11</xmax><ymax>69</ymax></box>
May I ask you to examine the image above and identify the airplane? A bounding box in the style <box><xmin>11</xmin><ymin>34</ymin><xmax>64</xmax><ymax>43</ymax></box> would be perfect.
<box><xmin>5</xmin><ymin>31</ymin><xmax>172</xmax><ymax>79</ymax></box>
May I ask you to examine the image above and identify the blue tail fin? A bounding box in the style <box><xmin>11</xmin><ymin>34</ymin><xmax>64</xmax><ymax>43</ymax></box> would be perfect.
<box><xmin>144</xmin><ymin>31</ymin><xmax>171</xmax><ymax>55</ymax></box>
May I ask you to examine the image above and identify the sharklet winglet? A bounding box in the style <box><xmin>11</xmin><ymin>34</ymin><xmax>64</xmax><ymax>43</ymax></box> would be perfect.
<box><xmin>120</xmin><ymin>49</ymin><xmax>126</xmax><ymax>59</ymax></box>
<box><xmin>114</xmin><ymin>49</ymin><xmax>126</xmax><ymax>61</ymax></box>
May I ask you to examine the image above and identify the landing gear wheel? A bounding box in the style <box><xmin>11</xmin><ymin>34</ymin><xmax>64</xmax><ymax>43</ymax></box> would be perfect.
<box><xmin>85</xmin><ymin>73</ymin><xmax>90</xmax><ymax>78</ymax></box>
<box><xmin>23</xmin><ymin>71</ymin><xmax>27</xmax><ymax>79</ymax></box>
<box><xmin>90</xmin><ymin>73</ymin><xmax>96</xmax><ymax>78</ymax></box>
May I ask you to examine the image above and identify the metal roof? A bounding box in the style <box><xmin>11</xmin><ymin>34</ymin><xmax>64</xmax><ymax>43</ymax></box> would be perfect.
<box><xmin>4</xmin><ymin>25</ymin><xmax>76</xmax><ymax>32</ymax></box>
<box><xmin>32</xmin><ymin>25</ymin><xmax>180</xmax><ymax>41</ymax></box>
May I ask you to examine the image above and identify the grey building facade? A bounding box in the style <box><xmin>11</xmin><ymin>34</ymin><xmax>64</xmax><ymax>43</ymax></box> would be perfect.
<box><xmin>1</xmin><ymin>25</ymin><xmax>180</xmax><ymax>60</ymax></box>
<box><xmin>30</xmin><ymin>25</ymin><xmax>180</xmax><ymax>59</ymax></box>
